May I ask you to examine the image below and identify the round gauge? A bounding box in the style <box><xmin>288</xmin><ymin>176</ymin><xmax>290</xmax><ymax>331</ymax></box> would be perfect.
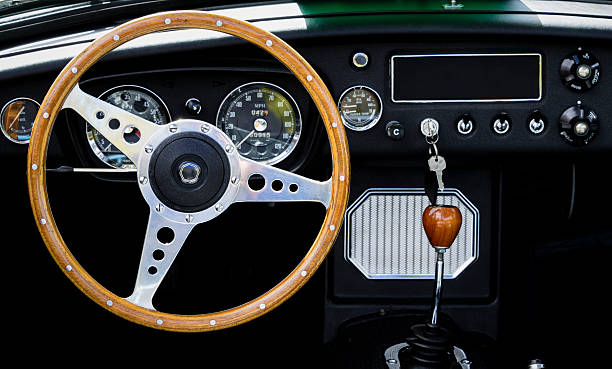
<box><xmin>1</xmin><ymin>98</ymin><xmax>40</xmax><ymax>144</ymax></box>
<box><xmin>338</xmin><ymin>85</ymin><xmax>383</xmax><ymax>131</ymax></box>
<box><xmin>86</xmin><ymin>85</ymin><xmax>171</xmax><ymax>169</ymax></box>
<box><xmin>216</xmin><ymin>82</ymin><xmax>301</xmax><ymax>165</ymax></box>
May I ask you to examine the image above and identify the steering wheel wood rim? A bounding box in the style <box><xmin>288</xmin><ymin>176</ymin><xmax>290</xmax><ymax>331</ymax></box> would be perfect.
<box><xmin>27</xmin><ymin>11</ymin><xmax>350</xmax><ymax>332</ymax></box>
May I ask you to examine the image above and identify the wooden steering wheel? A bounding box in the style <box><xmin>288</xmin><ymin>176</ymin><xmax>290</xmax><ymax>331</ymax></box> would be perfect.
<box><xmin>27</xmin><ymin>11</ymin><xmax>350</xmax><ymax>332</ymax></box>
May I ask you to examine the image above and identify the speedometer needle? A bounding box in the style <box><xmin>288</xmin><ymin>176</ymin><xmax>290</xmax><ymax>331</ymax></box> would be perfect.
<box><xmin>236</xmin><ymin>130</ymin><xmax>255</xmax><ymax>148</ymax></box>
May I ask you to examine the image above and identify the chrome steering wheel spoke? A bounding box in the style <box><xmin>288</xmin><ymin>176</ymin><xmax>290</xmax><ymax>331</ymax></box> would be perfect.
<box><xmin>126</xmin><ymin>210</ymin><xmax>196</xmax><ymax>310</ymax></box>
<box><xmin>63</xmin><ymin>84</ymin><xmax>161</xmax><ymax>166</ymax></box>
<box><xmin>234</xmin><ymin>157</ymin><xmax>332</xmax><ymax>208</ymax></box>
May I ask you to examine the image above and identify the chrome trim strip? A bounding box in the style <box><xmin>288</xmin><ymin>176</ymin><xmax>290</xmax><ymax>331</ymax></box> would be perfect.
<box><xmin>344</xmin><ymin>188</ymin><xmax>480</xmax><ymax>280</ymax></box>
<box><xmin>390</xmin><ymin>53</ymin><xmax>543</xmax><ymax>103</ymax></box>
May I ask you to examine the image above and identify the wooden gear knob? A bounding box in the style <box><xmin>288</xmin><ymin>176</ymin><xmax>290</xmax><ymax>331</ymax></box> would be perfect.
<box><xmin>422</xmin><ymin>205</ymin><xmax>463</xmax><ymax>248</ymax></box>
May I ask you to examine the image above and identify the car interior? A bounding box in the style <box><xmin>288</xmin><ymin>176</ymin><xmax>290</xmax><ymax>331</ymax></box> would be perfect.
<box><xmin>2</xmin><ymin>0</ymin><xmax>611</xmax><ymax>368</ymax></box>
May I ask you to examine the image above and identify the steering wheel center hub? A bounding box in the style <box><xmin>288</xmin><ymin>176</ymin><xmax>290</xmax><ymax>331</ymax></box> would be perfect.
<box><xmin>148</xmin><ymin>131</ymin><xmax>231</xmax><ymax>213</ymax></box>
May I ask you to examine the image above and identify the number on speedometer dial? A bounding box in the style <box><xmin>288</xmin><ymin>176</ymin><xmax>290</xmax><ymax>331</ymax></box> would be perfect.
<box><xmin>216</xmin><ymin>82</ymin><xmax>302</xmax><ymax>165</ymax></box>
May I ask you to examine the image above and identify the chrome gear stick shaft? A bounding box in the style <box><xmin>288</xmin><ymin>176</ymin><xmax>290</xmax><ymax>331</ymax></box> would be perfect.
<box><xmin>422</xmin><ymin>205</ymin><xmax>463</xmax><ymax>326</ymax></box>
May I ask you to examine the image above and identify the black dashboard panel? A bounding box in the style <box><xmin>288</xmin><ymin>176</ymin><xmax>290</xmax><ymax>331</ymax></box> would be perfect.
<box><xmin>294</xmin><ymin>38</ymin><xmax>612</xmax><ymax>161</ymax></box>
<box><xmin>2</xmin><ymin>4</ymin><xmax>612</xmax><ymax>365</ymax></box>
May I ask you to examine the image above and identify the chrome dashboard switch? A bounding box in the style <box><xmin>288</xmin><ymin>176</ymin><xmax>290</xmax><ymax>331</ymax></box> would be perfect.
<box><xmin>456</xmin><ymin>114</ymin><xmax>475</xmax><ymax>135</ymax></box>
<box><xmin>491</xmin><ymin>113</ymin><xmax>511</xmax><ymax>135</ymax></box>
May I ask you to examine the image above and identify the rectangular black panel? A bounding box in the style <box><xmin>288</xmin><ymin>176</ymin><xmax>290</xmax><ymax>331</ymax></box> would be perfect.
<box><xmin>391</xmin><ymin>53</ymin><xmax>542</xmax><ymax>102</ymax></box>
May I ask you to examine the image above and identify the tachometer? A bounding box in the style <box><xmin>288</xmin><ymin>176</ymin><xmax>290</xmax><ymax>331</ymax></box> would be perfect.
<box><xmin>216</xmin><ymin>82</ymin><xmax>301</xmax><ymax>165</ymax></box>
<box><xmin>85</xmin><ymin>85</ymin><xmax>171</xmax><ymax>169</ymax></box>
<box><xmin>338</xmin><ymin>85</ymin><xmax>382</xmax><ymax>131</ymax></box>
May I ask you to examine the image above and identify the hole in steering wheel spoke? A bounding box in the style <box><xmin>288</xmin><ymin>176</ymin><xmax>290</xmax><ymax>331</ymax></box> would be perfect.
<box><xmin>108</xmin><ymin>118</ymin><xmax>120</xmax><ymax>129</ymax></box>
<box><xmin>123</xmin><ymin>126</ymin><xmax>141</xmax><ymax>144</ymax></box>
<box><xmin>157</xmin><ymin>227</ymin><xmax>175</xmax><ymax>244</ymax></box>
<box><xmin>271</xmin><ymin>179</ymin><xmax>284</xmax><ymax>192</ymax></box>
<box><xmin>247</xmin><ymin>174</ymin><xmax>266</xmax><ymax>191</ymax></box>
<box><xmin>153</xmin><ymin>249</ymin><xmax>165</xmax><ymax>261</ymax></box>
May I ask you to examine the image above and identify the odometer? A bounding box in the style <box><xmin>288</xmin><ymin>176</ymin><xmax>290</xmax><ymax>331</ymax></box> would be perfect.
<box><xmin>216</xmin><ymin>82</ymin><xmax>301</xmax><ymax>165</ymax></box>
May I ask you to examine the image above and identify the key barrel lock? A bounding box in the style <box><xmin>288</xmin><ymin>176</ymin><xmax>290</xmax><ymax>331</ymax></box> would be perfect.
<box><xmin>559</xmin><ymin>103</ymin><xmax>600</xmax><ymax>146</ymax></box>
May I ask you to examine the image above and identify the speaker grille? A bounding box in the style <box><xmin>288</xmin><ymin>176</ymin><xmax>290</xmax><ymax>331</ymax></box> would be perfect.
<box><xmin>345</xmin><ymin>189</ymin><xmax>479</xmax><ymax>279</ymax></box>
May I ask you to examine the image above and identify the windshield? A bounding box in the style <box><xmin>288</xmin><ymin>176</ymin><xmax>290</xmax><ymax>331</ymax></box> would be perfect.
<box><xmin>0</xmin><ymin>0</ymin><xmax>249</xmax><ymax>19</ymax></box>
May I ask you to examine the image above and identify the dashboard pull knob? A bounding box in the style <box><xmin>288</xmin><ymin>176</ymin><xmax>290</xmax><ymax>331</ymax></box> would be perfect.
<box><xmin>422</xmin><ymin>205</ymin><xmax>463</xmax><ymax>249</ymax></box>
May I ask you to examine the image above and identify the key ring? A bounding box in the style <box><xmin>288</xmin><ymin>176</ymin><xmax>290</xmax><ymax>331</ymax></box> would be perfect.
<box><xmin>425</xmin><ymin>134</ymin><xmax>439</xmax><ymax>145</ymax></box>
<box><xmin>428</xmin><ymin>142</ymin><xmax>439</xmax><ymax>160</ymax></box>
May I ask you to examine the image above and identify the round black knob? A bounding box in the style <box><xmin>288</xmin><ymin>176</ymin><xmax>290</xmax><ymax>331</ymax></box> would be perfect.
<box><xmin>385</xmin><ymin>121</ymin><xmax>404</xmax><ymax>141</ymax></box>
<box><xmin>560</xmin><ymin>50</ymin><xmax>601</xmax><ymax>92</ymax></box>
<box><xmin>559</xmin><ymin>104</ymin><xmax>599</xmax><ymax>146</ymax></box>
<box><xmin>185</xmin><ymin>98</ymin><xmax>202</xmax><ymax>115</ymax></box>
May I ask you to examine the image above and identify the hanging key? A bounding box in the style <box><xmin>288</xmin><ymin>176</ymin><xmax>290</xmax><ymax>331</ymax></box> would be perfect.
<box><xmin>428</xmin><ymin>155</ymin><xmax>446</xmax><ymax>191</ymax></box>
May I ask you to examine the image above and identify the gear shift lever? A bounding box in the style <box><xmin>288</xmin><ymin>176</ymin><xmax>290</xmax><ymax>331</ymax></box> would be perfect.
<box><xmin>422</xmin><ymin>205</ymin><xmax>462</xmax><ymax>326</ymax></box>
<box><xmin>392</xmin><ymin>205</ymin><xmax>464</xmax><ymax>369</ymax></box>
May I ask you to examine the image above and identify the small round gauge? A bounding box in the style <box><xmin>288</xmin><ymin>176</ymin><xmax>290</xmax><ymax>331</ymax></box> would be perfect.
<box><xmin>338</xmin><ymin>85</ymin><xmax>383</xmax><ymax>131</ymax></box>
<box><xmin>1</xmin><ymin>98</ymin><xmax>40</xmax><ymax>144</ymax></box>
<box><xmin>86</xmin><ymin>85</ymin><xmax>171</xmax><ymax>169</ymax></box>
<box><xmin>216</xmin><ymin>82</ymin><xmax>301</xmax><ymax>165</ymax></box>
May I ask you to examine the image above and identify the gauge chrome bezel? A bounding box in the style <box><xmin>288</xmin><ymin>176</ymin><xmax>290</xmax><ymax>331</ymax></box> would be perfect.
<box><xmin>216</xmin><ymin>81</ymin><xmax>302</xmax><ymax>166</ymax></box>
<box><xmin>337</xmin><ymin>85</ymin><xmax>383</xmax><ymax>132</ymax></box>
<box><xmin>1</xmin><ymin>97</ymin><xmax>40</xmax><ymax>144</ymax></box>
<box><xmin>85</xmin><ymin>84</ymin><xmax>172</xmax><ymax>169</ymax></box>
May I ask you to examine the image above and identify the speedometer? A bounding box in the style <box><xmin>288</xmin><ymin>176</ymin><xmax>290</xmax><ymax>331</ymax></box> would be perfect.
<box><xmin>216</xmin><ymin>82</ymin><xmax>301</xmax><ymax>165</ymax></box>
<box><xmin>85</xmin><ymin>85</ymin><xmax>171</xmax><ymax>169</ymax></box>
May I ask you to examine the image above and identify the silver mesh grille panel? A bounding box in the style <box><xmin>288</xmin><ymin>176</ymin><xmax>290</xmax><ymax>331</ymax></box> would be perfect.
<box><xmin>345</xmin><ymin>189</ymin><xmax>479</xmax><ymax>279</ymax></box>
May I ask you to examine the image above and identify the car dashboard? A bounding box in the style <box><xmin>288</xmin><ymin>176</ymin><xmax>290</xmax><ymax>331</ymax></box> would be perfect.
<box><xmin>2</xmin><ymin>1</ymin><xmax>612</xmax><ymax>368</ymax></box>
